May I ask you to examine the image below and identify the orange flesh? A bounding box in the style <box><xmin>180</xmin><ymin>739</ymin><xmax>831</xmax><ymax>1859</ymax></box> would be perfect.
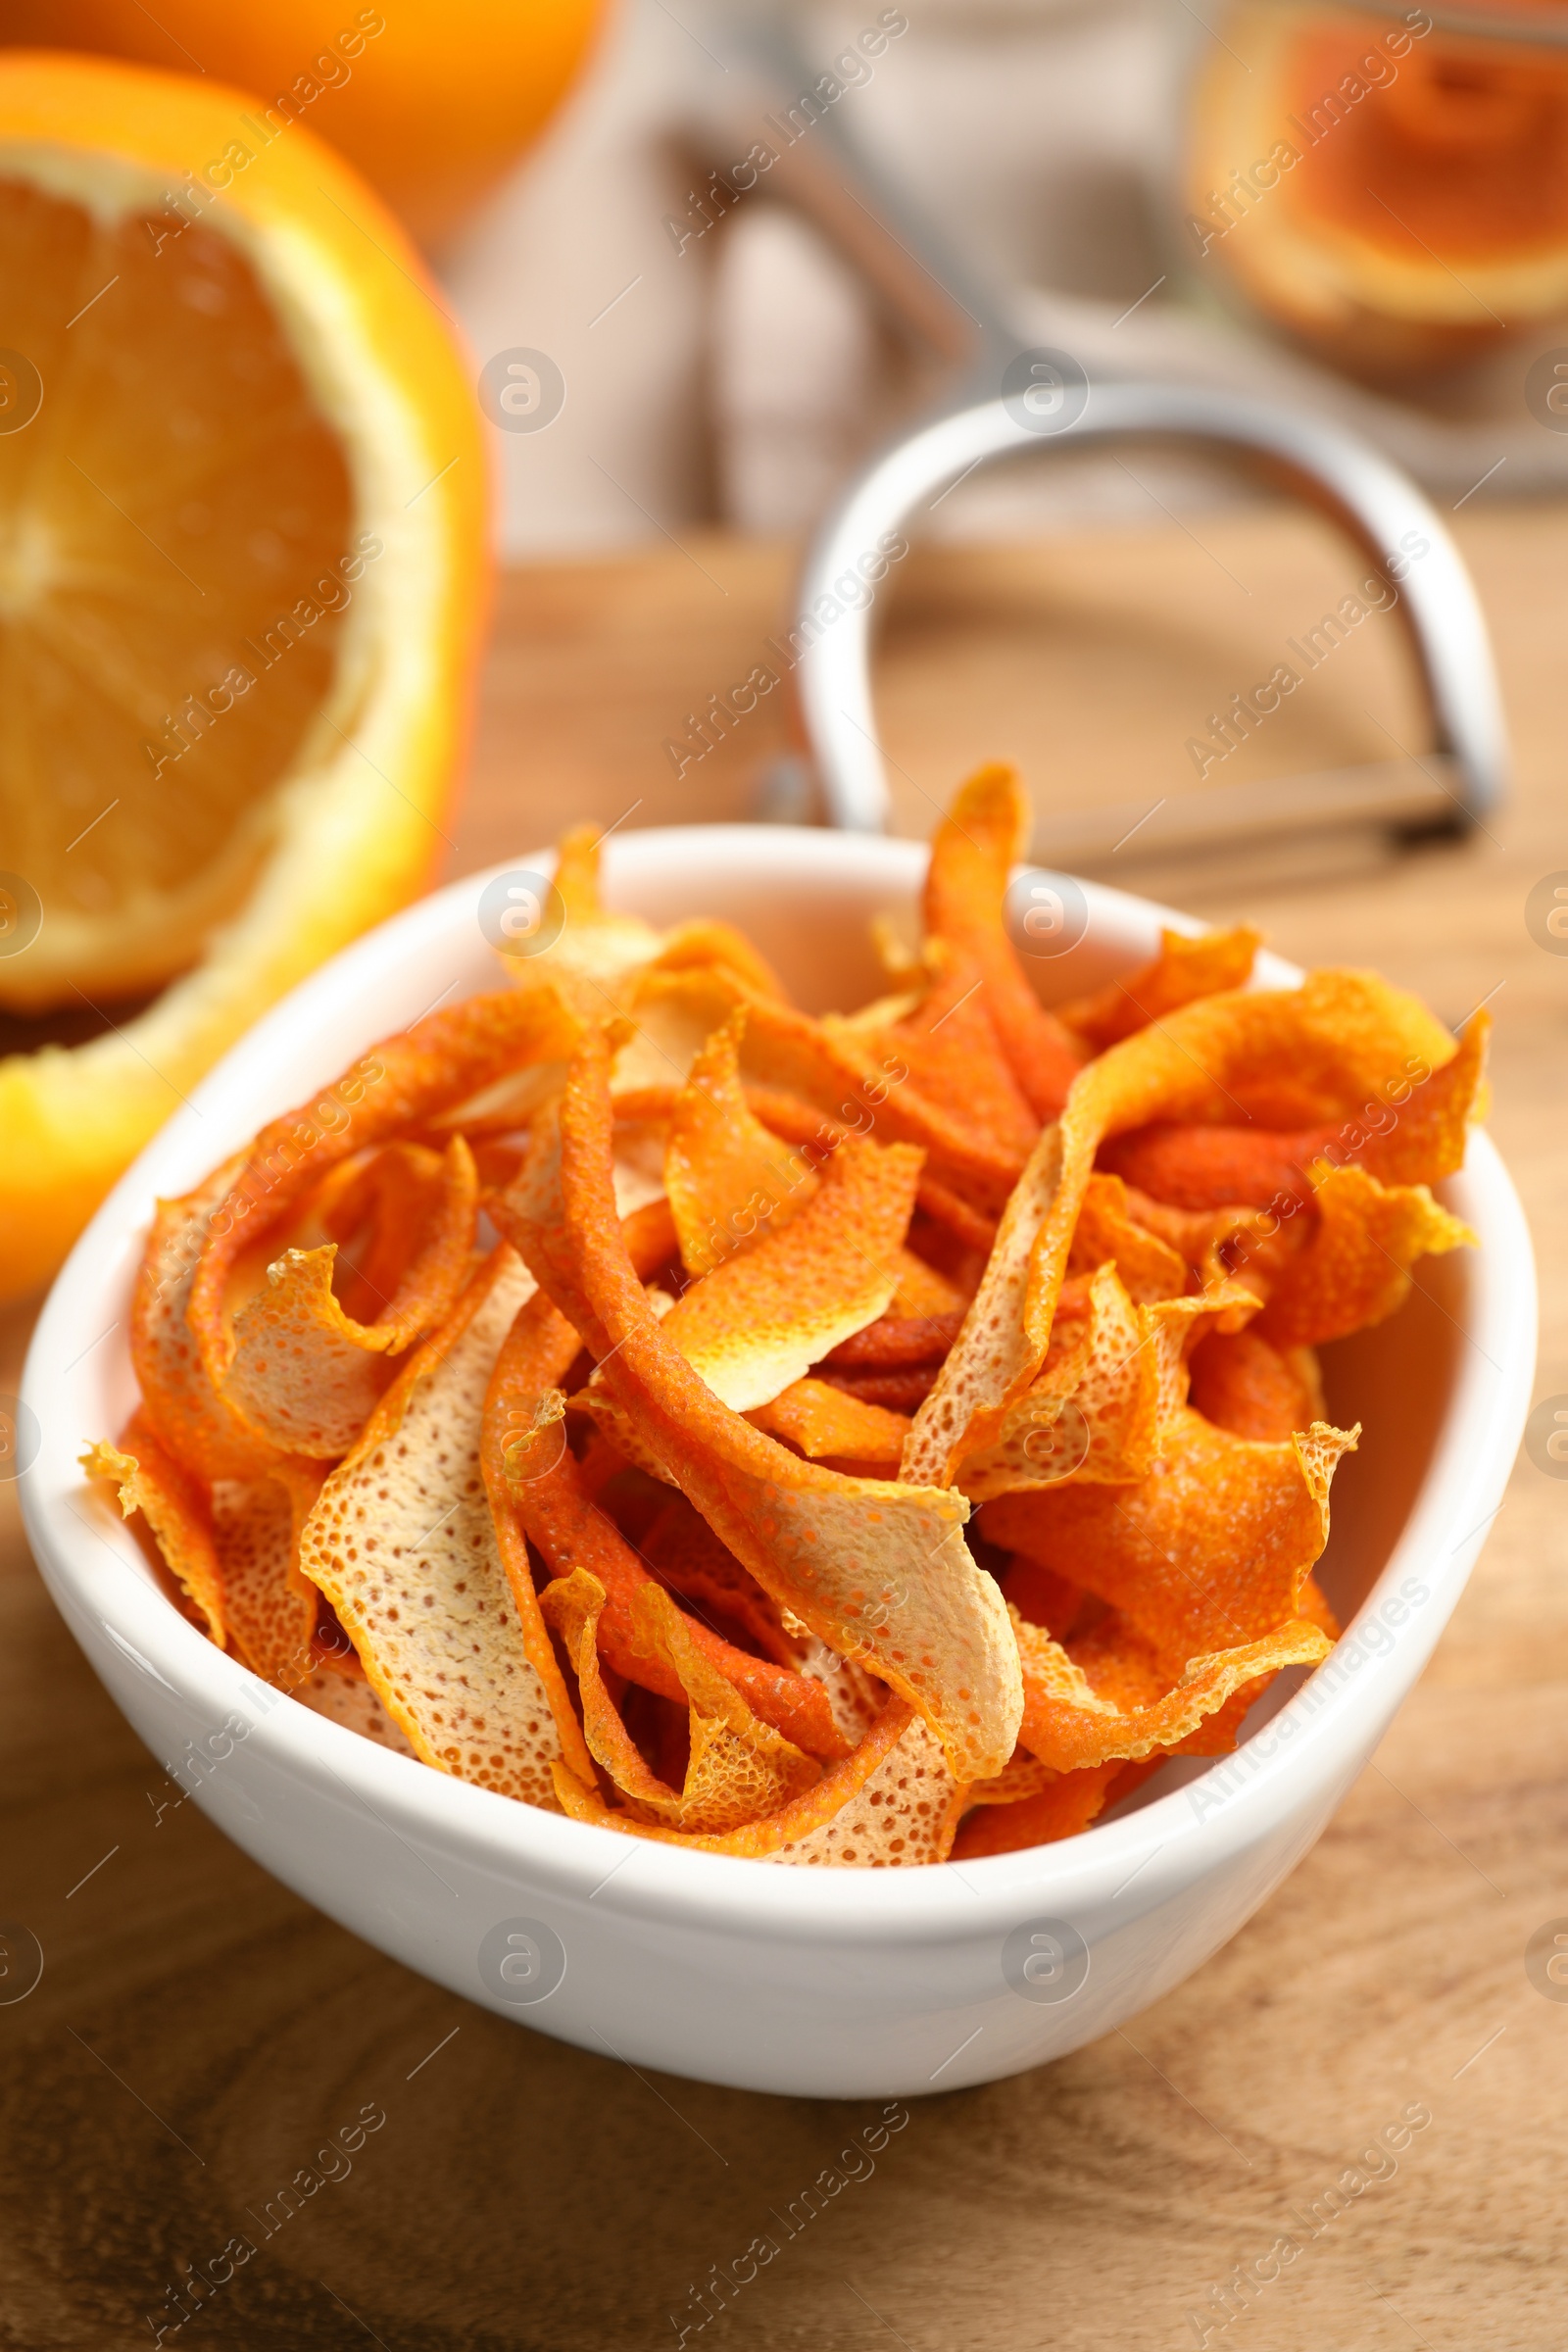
<box><xmin>0</xmin><ymin>176</ymin><xmax>353</xmax><ymax>1006</ymax></box>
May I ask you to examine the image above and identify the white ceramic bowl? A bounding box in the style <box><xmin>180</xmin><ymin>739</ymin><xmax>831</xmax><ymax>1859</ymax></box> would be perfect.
<box><xmin>21</xmin><ymin>830</ymin><xmax>1535</xmax><ymax>2099</ymax></box>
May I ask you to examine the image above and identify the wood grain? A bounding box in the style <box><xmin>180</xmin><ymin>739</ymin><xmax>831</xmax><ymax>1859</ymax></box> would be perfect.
<box><xmin>3</xmin><ymin>504</ymin><xmax>1565</xmax><ymax>2352</ymax></box>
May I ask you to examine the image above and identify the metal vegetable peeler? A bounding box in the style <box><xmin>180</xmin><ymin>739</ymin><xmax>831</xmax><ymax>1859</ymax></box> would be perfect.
<box><xmin>683</xmin><ymin>6</ymin><xmax>1508</xmax><ymax>859</ymax></box>
<box><xmin>792</xmin><ymin>379</ymin><xmax>1507</xmax><ymax>856</ymax></box>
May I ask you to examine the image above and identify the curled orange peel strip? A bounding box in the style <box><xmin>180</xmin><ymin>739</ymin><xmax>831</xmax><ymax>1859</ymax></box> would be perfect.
<box><xmin>83</xmin><ymin>1412</ymin><xmax>227</xmax><ymax>1645</ymax></box>
<box><xmin>750</xmin><ymin>1378</ymin><xmax>910</xmax><ymax>1464</ymax></box>
<box><xmin>1100</xmin><ymin>1011</ymin><xmax>1487</xmax><ymax>1214</ymax></box>
<box><xmin>1058</xmin><ymin>925</ymin><xmax>1262</xmax><ymax>1053</ymax></box>
<box><xmin>298</xmin><ymin>1245</ymin><xmax>589</xmax><ymax>1805</ymax></box>
<box><xmin>479</xmin><ymin>1233</ymin><xmax>852</xmax><ymax>1763</ymax></box>
<box><xmin>1065</xmin><ymin>1172</ymin><xmax>1189</xmax><ymax>1303</ymax></box>
<box><xmin>953</xmin><ymin>1757</ymin><xmax>1154</xmax><ymax>1857</ymax></box>
<box><xmin>638</xmin><ymin>1493</ymin><xmax>799</xmax><ymax>1666</ymax></box>
<box><xmin>663</xmin><ymin>1008</ymin><xmax>818</xmax><ymax>1277</ymax></box>
<box><xmin>221</xmin><ymin>1248</ymin><xmax>401</xmax><ymax>1460</ymax></box>
<box><xmin>497</xmin><ymin>1439</ymin><xmax>854</xmax><ymax>1763</ymax></box>
<box><xmin>220</xmin><ymin>1137</ymin><xmax>478</xmax><ymax>1457</ymax></box>
<box><xmin>504</xmin><ymin>1023</ymin><xmax>1022</xmax><ymax>1783</ymax></box>
<box><xmin>1254</xmin><ymin>1163</ymin><xmax>1475</xmax><ymax>1348</ymax></box>
<box><xmin>984</xmin><ymin>1406</ymin><xmax>1357</xmax><ymax>1662</ymax></box>
<box><xmin>83</xmin><ymin>1417</ymin><xmax>330</xmax><ymax>1683</ymax></box>
<box><xmin>904</xmin><ymin>967</ymin><xmax>1466</xmax><ymax>1488</ymax></box>
<box><xmin>212</xmin><ymin>1463</ymin><xmax>326</xmax><ymax>1687</ymax></box>
<box><xmin>552</xmin><ymin>1695</ymin><xmax>967</xmax><ymax>1866</ymax></box>
<box><xmin>827</xmin><ymin>944</ymin><xmax>1039</xmax><ymax>1164</ymax></box>
<box><xmin>1011</xmin><ymin>1606</ymin><xmax>1332</xmax><ymax>1771</ymax></box>
<box><xmin>652</xmin><ymin>918</ymin><xmax>788</xmax><ymax>1004</ymax></box>
<box><xmin>1189</xmin><ymin>1328</ymin><xmax>1324</xmax><ymax>1442</ymax></box>
<box><xmin>319</xmin><ymin>1135</ymin><xmax>479</xmax><ymax>1347</ymax></box>
<box><xmin>132</xmin><ymin>1153</ymin><xmax>283</xmax><ymax>1485</ymax></box>
<box><xmin>187</xmin><ymin>988</ymin><xmax>582</xmax><ymax>1408</ymax></box>
<box><xmin>616</xmin><ymin>965</ymin><xmax>1024</xmax><ymax>1214</ymax></box>
<box><xmin>956</xmin><ymin>1261</ymin><xmax>1255</xmax><ymax>1500</ymax></box>
<box><xmin>656</xmin><ymin>1130</ymin><xmax>923</xmax><ymax>1412</ymax></box>
<box><xmin>542</xmin><ymin>1569</ymin><xmax>822</xmax><ymax>1835</ymax></box>
<box><xmin>922</xmin><ymin>763</ymin><xmax>1086</xmax><ymax>1121</ymax></box>
<box><xmin>737</xmin><ymin>1084</ymin><xmax>988</xmax><ymax>1270</ymax></box>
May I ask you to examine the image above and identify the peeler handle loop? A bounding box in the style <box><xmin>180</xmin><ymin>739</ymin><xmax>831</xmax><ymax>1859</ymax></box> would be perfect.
<box><xmin>794</xmin><ymin>382</ymin><xmax>1507</xmax><ymax>838</ymax></box>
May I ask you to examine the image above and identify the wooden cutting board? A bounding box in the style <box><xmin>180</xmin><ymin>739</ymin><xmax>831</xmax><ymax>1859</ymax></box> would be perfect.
<box><xmin>1</xmin><ymin>503</ymin><xmax>1563</xmax><ymax>2352</ymax></box>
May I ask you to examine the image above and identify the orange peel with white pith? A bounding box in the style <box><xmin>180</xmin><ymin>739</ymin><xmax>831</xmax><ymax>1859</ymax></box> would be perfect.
<box><xmin>90</xmin><ymin>763</ymin><xmax>1496</xmax><ymax>1865</ymax></box>
<box><xmin>186</xmin><ymin>986</ymin><xmax>583</xmax><ymax>1411</ymax></box>
<box><xmin>956</xmin><ymin>1262</ymin><xmax>1257</xmax><ymax>1500</ymax></box>
<box><xmin>662</xmin><ymin>1008</ymin><xmax>819</xmax><ymax>1277</ymax></box>
<box><xmin>542</xmin><ymin>1569</ymin><xmax>822</xmax><ymax>1835</ymax></box>
<box><xmin>903</xmin><ymin>966</ymin><xmax>1464</xmax><ymax>1490</ymax></box>
<box><xmin>220</xmin><ymin>1136</ymin><xmax>479</xmax><ymax>1457</ymax></box>
<box><xmin>297</xmin><ymin>1244</ymin><xmax>590</xmax><ymax>1805</ymax></box>
<box><xmin>654</xmin><ymin>1131</ymin><xmax>923</xmax><ymax>1413</ymax></box>
<box><xmin>502</xmin><ymin>1024</ymin><xmax>1023</xmax><ymax>1785</ymax></box>
<box><xmin>984</xmin><ymin>1405</ymin><xmax>1356</xmax><ymax>1663</ymax></box>
<box><xmin>553</xmin><ymin>1694</ymin><xmax>967</xmax><ymax>1866</ymax></box>
<box><xmin>478</xmin><ymin>1229</ymin><xmax>853</xmax><ymax>1763</ymax></box>
<box><xmin>614</xmin><ymin>963</ymin><xmax>1025</xmax><ymax>1216</ymax></box>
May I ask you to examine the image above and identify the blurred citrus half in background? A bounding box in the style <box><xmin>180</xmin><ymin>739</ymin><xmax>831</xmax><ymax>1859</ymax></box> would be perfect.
<box><xmin>0</xmin><ymin>51</ymin><xmax>489</xmax><ymax>1302</ymax></box>
<box><xmin>1184</xmin><ymin>0</ymin><xmax>1568</xmax><ymax>381</ymax></box>
<box><xmin>0</xmin><ymin>1</ymin><xmax>610</xmax><ymax>248</ymax></box>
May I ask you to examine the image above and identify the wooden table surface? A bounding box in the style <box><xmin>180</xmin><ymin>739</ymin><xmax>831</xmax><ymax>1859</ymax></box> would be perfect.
<box><xmin>3</xmin><ymin>506</ymin><xmax>1565</xmax><ymax>2351</ymax></box>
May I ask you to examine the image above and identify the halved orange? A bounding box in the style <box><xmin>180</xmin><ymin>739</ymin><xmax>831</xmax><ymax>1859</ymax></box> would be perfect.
<box><xmin>0</xmin><ymin>52</ymin><xmax>488</xmax><ymax>1302</ymax></box>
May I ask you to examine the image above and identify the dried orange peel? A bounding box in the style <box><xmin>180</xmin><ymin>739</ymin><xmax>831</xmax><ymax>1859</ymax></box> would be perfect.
<box><xmin>985</xmin><ymin>1407</ymin><xmax>1357</xmax><ymax>1661</ymax></box>
<box><xmin>1057</xmin><ymin>924</ymin><xmax>1262</xmax><ymax>1053</ymax></box>
<box><xmin>1011</xmin><ymin>1606</ymin><xmax>1333</xmax><ymax>1772</ymax></box>
<box><xmin>220</xmin><ymin>1134</ymin><xmax>479</xmax><ymax>1455</ymax></box>
<box><xmin>297</xmin><ymin>1245</ymin><xmax>591</xmax><ymax>1804</ymax></box>
<box><xmin>542</xmin><ymin>1569</ymin><xmax>822</xmax><ymax>1835</ymax></box>
<box><xmin>505</xmin><ymin>1023</ymin><xmax>1023</xmax><ymax>1784</ymax></box>
<box><xmin>654</xmin><ymin>1131</ymin><xmax>922</xmax><ymax>1412</ymax></box>
<box><xmin>663</xmin><ymin>1009</ymin><xmax>818</xmax><ymax>1276</ymax></box>
<box><xmin>903</xmin><ymin>966</ymin><xmax>1469</xmax><ymax>1488</ymax></box>
<box><xmin>923</xmin><ymin>763</ymin><xmax>1085</xmax><ymax>1120</ymax></box>
<box><xmin>87</xmin><ymin>765</ymin><xmax>1482</xmax><ymax>1866</ymax></box>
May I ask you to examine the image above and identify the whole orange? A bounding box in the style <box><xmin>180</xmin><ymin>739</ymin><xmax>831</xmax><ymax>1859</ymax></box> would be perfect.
<box><xmin>0</xmin><ymin>0</ymin><xmax>611</xmax><ymax>245</ymax></box>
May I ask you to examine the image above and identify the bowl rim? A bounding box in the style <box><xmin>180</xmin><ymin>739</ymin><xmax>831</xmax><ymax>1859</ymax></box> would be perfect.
<box><xmin>20</xmin><ymin>826</ymin><xmax>1538</xmax><ymax>1947</ymax></box>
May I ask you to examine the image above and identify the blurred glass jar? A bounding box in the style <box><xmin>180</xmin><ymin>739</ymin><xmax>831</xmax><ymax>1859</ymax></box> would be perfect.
<box><xmin>1172</xmin><ymin>0</ymin><xmax>1568</xmax><ymax>382</ymax></box>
